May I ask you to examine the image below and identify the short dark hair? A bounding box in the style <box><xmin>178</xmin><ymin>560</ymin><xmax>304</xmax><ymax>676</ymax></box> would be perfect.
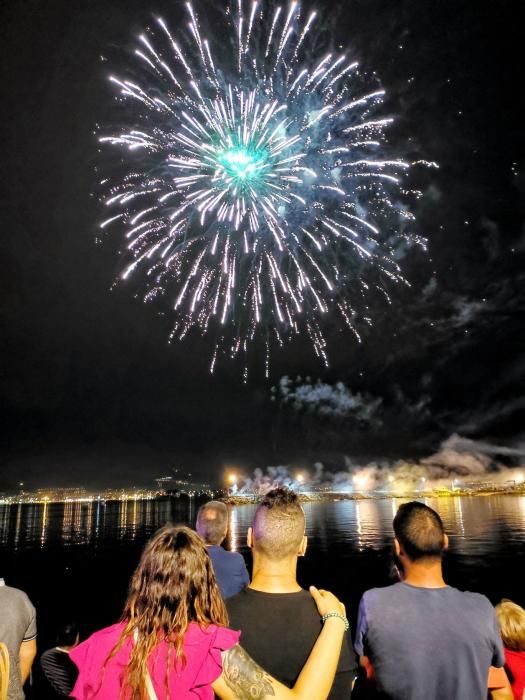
<box><xmin>196</xmin><ymin>501</ymin><xmax>229</xmax><ymax>545</ymax></box>
<box><xmin>393</xmin><ymin>501</ymin><xmax>445</xmax><ymax>561</ymax></box>
<box><xmin>56</xmin><ymin>623</ymin><xmax>79</xmax><ymax>647</ymax></box>
<box><xmin>252</xmin><ymin>487</ymin><xmax>305</xmax><ymax>560</ymax></box>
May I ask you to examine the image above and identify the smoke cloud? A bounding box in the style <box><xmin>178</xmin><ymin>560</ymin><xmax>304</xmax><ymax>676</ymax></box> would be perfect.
<box><xmin>234</xmin><ymin>433</ymin><xmax>525</xmax><ymax>495</ymax></box>
<box><xmin>272</xmin><ymin>376</ymin><xmax>383</xmax><ymax>427</ymax></box>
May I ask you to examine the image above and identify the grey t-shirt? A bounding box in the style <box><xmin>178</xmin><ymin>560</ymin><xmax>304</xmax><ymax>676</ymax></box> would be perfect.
<box><xmin>355</xmin><ymin>582</ymin><xmax>504</xmax><ymax>700</ymax></box>
<box><xmin>0</xmin><ymin>581</ymin><xmax>37</xmax><ymax>700</ymax></box>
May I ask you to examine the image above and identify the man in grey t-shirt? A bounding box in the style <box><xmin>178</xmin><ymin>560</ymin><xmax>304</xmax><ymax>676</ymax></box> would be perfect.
<box><xmin>0</xmin><ymin>579</ymin><xmax>37</xmax><ymax>700</ymax></box>
<box><xmin>354</xmin><ymin>502</ymin><xmax>507</xmax><ymax>700</ymax></box>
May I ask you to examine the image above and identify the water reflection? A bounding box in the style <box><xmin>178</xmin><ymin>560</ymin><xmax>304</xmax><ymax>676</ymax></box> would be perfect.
<box><xmin>14</xmin><ymin>503</ymin><xmax>22</xmax><ymax>549</ymax></box>
<box><xmin>1</xmin><ymin>496</ymin><xmax>525</xmax><ymax>559</ymax></box>
<box><xmin>119</xmin><ymin>499</ymin><xmax>128</xmax><ymax>538</ymax></box>
<box><xmin>41</xmin><ymin>501</ymin><xmax>48</xmax><ymax>547</ymax></box>
<box><xmin>0</xmin><ymin>497</ymin><xmax>183</xmax><ymax>551</ymax></box>
<box><xmin>0</xmin><ymin>507</ymin><xmax>8</xmax><ymax>546</ymax></box>
<box><xmin>229</xmin><ymin>506</ymin><xmax>239</xmax><ymax>552</ymax></box>
<box><xmin>232</xmin><ymin>495</ymin><xmax>525</xmax><ymax>561</ymax></box>
<box><xmin>354</xmin><ymin>501</ymin><xmax>383</xmax><ymax>550</ymax></box>
<box><xmin>356</xmin><ymin>501</ymin><xmax>362</xmax><ymax>546</ymax></box>
<box><xmin>95</xmin><ymin>499</ymin><xmax>103</xmax><ymax>539</ymax></box>
<box><xmin>454</xmin><ymin>497</ymin><xmax>465</xmax><ymax>536</ymax></box>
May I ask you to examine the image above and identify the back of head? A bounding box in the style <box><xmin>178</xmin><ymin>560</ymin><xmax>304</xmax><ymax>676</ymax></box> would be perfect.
<box><xmin>125</xmin><ymin>525</ymin><xmax>227</xmax><ymax>629</ymax></box>
<box><xmin>496</xmin><ymin>599</ymin><xmax>525</xmax><ymax>651</ymax></box>
<box><xmin>393</xmin><ymin>501</ymin><xmax>445</xmax><ymax>561</ymax></box>
<box><xmin>56</xmin><ymin>623</ymin><xmax>79</xmax><ymax>648</ymax></box>
<box><xmin>252</xmin><ymin>487</ymin><xmax>305</xmax><ymax>561</ymax></box>
<box><xmin>196</xmin><ymin>501</ymin><xmax>229</xmax><ymax>545</ymax></box>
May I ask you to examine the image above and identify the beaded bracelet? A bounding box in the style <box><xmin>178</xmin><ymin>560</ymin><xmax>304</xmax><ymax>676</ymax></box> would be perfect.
<box><xmin>322</xmin><ymin>612</ymin><xmax>350</xmax><ymax>631</ymax></box>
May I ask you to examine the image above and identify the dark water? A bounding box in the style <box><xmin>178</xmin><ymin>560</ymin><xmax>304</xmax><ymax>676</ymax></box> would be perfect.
<box><xmin>1</xmin><ymin>495</ymin><xmax>524</xmax><ymax>651</ymax></box>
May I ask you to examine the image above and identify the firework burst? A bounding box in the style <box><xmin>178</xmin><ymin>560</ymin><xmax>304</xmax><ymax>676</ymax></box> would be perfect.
<box><xmin>99</xmin><ymin>0</ymin><xmax>425</xmax><ymax>376</ymax></box>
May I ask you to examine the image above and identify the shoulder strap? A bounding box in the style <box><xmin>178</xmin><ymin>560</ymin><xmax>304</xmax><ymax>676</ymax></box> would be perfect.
<box><xmin>132</xmin><ymin>629</ymin><xmax>159</xmax><ymax>700</ymax></box>
<box><xmin>144</xmin><ymin>670</ymin><xmax>159</xmax><ymax>700</ymax></box>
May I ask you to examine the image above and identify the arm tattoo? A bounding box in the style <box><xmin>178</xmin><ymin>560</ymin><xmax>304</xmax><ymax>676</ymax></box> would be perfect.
<box><xmin>222</xmin><ymin>645</ymin><xmax>276</xmax><ymax>698</ymax></box>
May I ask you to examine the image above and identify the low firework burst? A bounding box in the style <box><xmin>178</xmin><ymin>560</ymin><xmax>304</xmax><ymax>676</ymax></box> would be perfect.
<box><xmin>99</xmin><ymin>0</ymin><xmax>426</xmax><ymax>377</ymax></box>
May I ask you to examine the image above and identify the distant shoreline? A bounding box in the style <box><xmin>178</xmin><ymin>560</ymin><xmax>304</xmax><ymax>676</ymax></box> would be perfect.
<box><xmin>224</xmin><ymin>487</ymin><xmax>525</xmax><ymax>505</ymax></box>
<box><xmin>1</xmin><ymin>486</ymin><xmax>524</xmax><ymax>507</ymax></box>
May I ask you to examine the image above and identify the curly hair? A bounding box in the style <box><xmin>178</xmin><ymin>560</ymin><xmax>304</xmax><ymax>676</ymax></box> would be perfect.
<box><xmin>260</xmin><ymin>486</ymin><xmax>300</xmax><ymax>510</ymax></box>
<box><xmin>106</xmin><ymin>525</ymin><xmax>228</xmax><ymax>699</ymax></box>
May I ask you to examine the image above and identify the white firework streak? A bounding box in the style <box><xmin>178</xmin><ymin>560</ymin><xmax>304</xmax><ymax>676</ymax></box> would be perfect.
<box><xmin>99</xmin><ymin>0</ymin><xmax>425</xmax><ymax>374</ymax></box>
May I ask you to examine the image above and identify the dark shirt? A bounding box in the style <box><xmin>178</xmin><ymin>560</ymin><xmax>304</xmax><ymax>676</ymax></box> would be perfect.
<box><xmin>227</xmin><ymin>588</ymin><xmax>356</xmax><ymax>699</ymax></box>
<box><xmin>40</xmin><ymin>648</ymin><xmax>78</xmax><ymax>698</ymax></box>
<box><xmin>355</xmin><ymin>582</ymin><xmax>505</xmax><ymax>700</ymax></box>
<box><xmin>207</xmin><ymin>545</ymin><xmax>249</xmax><ymax>599</ymax></box>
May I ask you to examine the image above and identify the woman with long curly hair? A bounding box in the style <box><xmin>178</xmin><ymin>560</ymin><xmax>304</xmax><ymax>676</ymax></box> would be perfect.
<box><xmin>70</xmin><ymin>525</ymin><xmax>347</xmax><ymax>699</ymax></box>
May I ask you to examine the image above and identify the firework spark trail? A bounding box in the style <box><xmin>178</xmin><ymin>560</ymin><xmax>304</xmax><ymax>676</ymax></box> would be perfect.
<box><xmin>100</xmin><ymin>0</ymin><xmax>427</xmax><ymax>376</ymax></box>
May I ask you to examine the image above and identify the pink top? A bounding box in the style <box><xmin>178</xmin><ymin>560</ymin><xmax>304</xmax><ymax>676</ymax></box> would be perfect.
<box><xmin>69</xmin><ymin>621</ymin><xmax>240</xmax><ymax>699</ymax></box>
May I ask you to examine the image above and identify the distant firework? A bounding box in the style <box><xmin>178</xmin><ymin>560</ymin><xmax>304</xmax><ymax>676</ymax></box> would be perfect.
<box><xmin>99</xmin><ymin>0</ymin><xmax>428</xmax><ymax>377</ymax></box>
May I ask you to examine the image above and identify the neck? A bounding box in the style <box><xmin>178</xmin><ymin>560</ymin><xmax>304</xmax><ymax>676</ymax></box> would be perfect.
<box><xmin>250</xmin><ymin>552</ymin><xmax>301</xmax><ymax>593</ymax></box>
<box><xmin>401</xmin><ymin>557</ymin><xmax>447</xmax><ymax>588</ymax></box>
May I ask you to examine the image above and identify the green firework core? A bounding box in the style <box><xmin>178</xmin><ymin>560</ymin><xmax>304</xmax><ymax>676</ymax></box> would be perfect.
<box><xmin>218</xmin><ymin>146</ymin><xmax>268</xmax><ymax>187</ymax></box>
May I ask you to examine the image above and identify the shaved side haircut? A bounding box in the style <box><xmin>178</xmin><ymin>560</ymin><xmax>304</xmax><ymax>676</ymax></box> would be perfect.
<box><xmin>393</xmin><ymin>501</ymin><xmax>445</xmax><ymax>561</ymax></box>
<box><xmin>252</xmin><ymin>487</ymin><xmax>305</xmax><ymax>560</ymax></box>
<box><xmin>196</xmin><ymin>500</ymin><xmax>229</xmax><ymax>546</ymax></box>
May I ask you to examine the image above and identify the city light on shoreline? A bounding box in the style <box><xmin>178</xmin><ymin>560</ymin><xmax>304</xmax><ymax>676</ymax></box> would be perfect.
<box><xmin>2</xmin><ymin>465</ymin><xmax>525</xmax><ymax>508</ymax></box>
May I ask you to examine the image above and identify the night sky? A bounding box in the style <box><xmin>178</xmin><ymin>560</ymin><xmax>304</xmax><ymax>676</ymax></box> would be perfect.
<box><xmin>1</xmin><ymin>0</ymin><xmax>523</xmax><ymax>490</ymax></box>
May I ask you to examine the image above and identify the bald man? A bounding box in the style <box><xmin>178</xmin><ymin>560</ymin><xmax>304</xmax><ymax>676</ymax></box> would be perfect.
<box><xmin>196</xmin><ymin>501</ymin><xmax>249</xmax><ymax>599</ymax></box>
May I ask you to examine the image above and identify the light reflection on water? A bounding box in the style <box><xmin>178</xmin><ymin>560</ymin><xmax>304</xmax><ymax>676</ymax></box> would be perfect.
<box><xmin>227</xmin><ymin>495</ymin><xmax>525</xmax><ymax>557</ymax></box>
<box><xmin>1</xmin><ymin>495</ymin><xmax>525</xmax><ymax>554</ymax></box>
<box><xmin>0</xmin><ymin>498</ymin><xmax>177</xmax><ymax>549</ymax></box>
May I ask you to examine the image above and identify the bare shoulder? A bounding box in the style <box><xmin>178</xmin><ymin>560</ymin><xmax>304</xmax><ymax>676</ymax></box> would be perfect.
<box><xmin>222</xmin><ymin>645</ymin><xmax>276</xmax><ymax>699</ymax></box>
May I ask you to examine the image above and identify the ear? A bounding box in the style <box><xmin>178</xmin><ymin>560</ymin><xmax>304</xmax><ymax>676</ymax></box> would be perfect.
<box><xmin>247</xmin><ymin>527</ymin><xmax>253</xmax><ymax>549</ymax></box>
<box><xmin>443</xmin><ymin>533</ymin><xmax>449</xmax><ymax>550</ymax></box>
<box><xmin>394</xmin><ymin>538</ymin><xmax>401</xmax><ymax>557</ymax></box>
<box><xmin>298</xmin><ymin>535</ymin><xmax>307</xmax><ymax>557</ymax></box>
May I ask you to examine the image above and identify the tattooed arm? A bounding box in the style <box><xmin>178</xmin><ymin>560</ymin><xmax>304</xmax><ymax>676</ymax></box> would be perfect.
<box><xmin>212</xmin><ymin>587</ymin><xmax>346</xmax><ymax>700</ymax></box>
<box><xmin>213</xmin><ymin>645</ymin><xmax>277</xmax><ymax>699</ymax></box>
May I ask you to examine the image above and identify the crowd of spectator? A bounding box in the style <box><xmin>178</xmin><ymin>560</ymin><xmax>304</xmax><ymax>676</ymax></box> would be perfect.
<box><xmin>1</xmin><ymin>491</ymin><xmax>525</xmax><ymax>699</ymax></box>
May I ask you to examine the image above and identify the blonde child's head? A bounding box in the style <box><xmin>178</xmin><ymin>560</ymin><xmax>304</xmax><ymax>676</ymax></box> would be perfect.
<box><xmin>496</xmin><ymin>599</ymin><xmax>525</xmax><ymax>651</ymax></box>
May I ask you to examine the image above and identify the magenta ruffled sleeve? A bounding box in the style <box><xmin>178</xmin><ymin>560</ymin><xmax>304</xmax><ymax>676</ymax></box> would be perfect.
<box><xmin>191</xmin><ymin>626</ymin><xmax>240</xmax><ymax>697</ymax></box>
<box><xmin>69</xmin><ymin>623</ymin><xmax>128</xmax><ymax>699</ymax></box>
<box><xmin>69</xmin><ymin>636</ymin><xmax>98</xmax><ymax>699</ymax></box>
